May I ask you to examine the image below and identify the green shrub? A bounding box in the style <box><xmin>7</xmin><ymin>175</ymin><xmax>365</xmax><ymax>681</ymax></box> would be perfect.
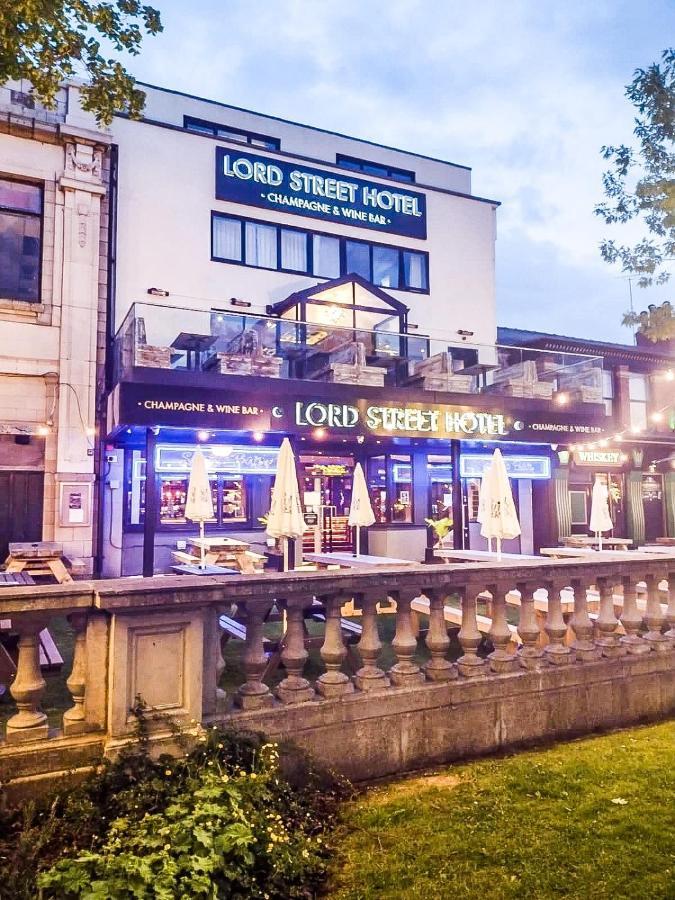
<box><xmin>0</xmin><ymin>718</ymin><xmax>351</xmax><ymax>899</ymax></box>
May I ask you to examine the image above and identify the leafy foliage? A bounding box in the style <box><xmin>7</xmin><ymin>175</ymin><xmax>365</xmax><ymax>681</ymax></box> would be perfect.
<box><xmin>0</xmin><ymin>714</ymin><xmax>351</xmax><ymax>899</ymax></box>
<box><xmin>0</xmin><ymin>1</ymin><xmax>163</xmax><ymax>125</ymax></box>
<box><xmin>622</xmin><ymin>300</ymin><xmax>675</xmax><ymax>342</ymax></box>
<box><xmin>595</xmin><ymin>48</ymin><xmax>675</xmax><ymax>288</ymax></box>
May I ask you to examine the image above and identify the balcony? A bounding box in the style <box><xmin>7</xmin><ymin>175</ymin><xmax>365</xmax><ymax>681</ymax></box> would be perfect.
<box><xmin>113</xmin><ymin>299</ymin><xmax>606</xmax><ymax>413</ymax></box>
<box><xmin>0</xmin><ymin>85</ymin><xmax>67</xmax><ymax>126</ymax></box>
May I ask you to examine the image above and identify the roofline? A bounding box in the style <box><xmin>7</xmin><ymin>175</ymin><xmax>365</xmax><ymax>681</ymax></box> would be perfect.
<box><xmin>498</xmin><ymin>327</ymin><xmax>674</xmax><ymax>364</ymax></box>
<box><xmin>267</xmin><ymin>273</ymin><xmax>409</xmax><ymax>316</ymax></box>
<box><xmin>112</xmin><ymin>112</ymin><xmax>501</xmax><ymax>208</ymax></box>
<box><xmin>133</xmin><ymin>80</ymin><xmax>474</xmax><ymax>173</ymax></box>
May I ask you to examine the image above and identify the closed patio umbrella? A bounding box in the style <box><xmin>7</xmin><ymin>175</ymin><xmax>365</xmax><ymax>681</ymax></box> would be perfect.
<box><xmin>348</xmin><ymin>463</ymin><xmax>375</xmax><ymax>557</ymax></box>
<box><xmin>266</xmin><ymin>438</ymin><xmax>305</xmax><ymax>571</ymax></box>
<box><xmin>185</xmin><ymin>446</ymin><xmax>215</xmax><ymax>569</ymax></box>
<box><xmin>589</xmin><ymin>476</ymin><xmax>613</xmax><ymax>551</ymax></box>
<box><xmin>479</xmin><ymin>448</ymin><xmax>521</xmax><ymax>560</ymax></box>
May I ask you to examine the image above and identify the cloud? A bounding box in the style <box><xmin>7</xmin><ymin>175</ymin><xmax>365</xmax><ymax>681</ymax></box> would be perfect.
<box><xmin>131</xmin><ymin>0</ymin><xmax>675</xmax><ymax>338</ymax></box>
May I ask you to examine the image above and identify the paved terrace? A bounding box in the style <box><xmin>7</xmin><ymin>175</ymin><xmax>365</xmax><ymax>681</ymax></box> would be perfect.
<box><xmin>0</xmin><ymin>553</ymin><xmax>674</xmax><ymax>798</ymax></box>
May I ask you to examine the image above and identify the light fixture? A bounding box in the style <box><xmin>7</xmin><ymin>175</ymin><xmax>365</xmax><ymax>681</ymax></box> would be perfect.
<box><xmin>356</xmin><ymin>435</ymin><xmax>365</xmax><ymax>444</ymax></box>
<box><xmin>252</xmin><ymin>431</ymin><xmax>264</xmax><ymax>442</ymax></box>
<box><xmin>86</xmin><ymin>426</ymin><xmax>96</xmax><ymax>437</ymax></box>
<box><xmin>457</xmin><ymin>329</ymin><xmax>474</xmax><ymax>337</ymax></box>
<box><xmin>37</xmin><ymin>425</ymin><xmax>50</xmax><ymax>436</ymax></box>
<box><xmin>197</xmin><ymin>430</ymin><xmax>210</xmax><ymax>442</ymax></box>
<box><xmin>666</xmin><ymin>369</ymin><xmax>674</xmax><ymax>381</ymax></box>
<box><xmin>555</xmin><ymin>392</ymin><xmax>569</xmax><ymax>406</ymax></box>
<box><xmin>651</xmin><ymin>411</ymin><xmax>664</xmax><ymax>423</ymax></box>
<box><xmin>598</xmin><ymin>438</ymin><xmax>609</xmax><ymax>448</ymax></box>
<box><xmin>312</xmin><ymin>427</ymin><xmax>326</xmax><ymax>440</ymax></box>
<box><xmin>230</xmin><ymin>298</ymin><xmax>252</xmax><ymax>308</ymax></box>
<box><xmin>147</xmin><ymin>287</ymin><xmax>170</xmax><ymax>297</ymax></box>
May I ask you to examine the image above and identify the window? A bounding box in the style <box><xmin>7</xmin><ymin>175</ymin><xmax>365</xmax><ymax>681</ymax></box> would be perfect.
<box><xmin>245</xmin><ymin>221</ymin><xmax>277</xmax><ymax>269</ymax></box>
<box><xmin>569</xmin><ymin>490</ymin><xmax>588</xmax><ymax>526</ymax></box>
<box><xmin>312</xmin><ymin>234</ymin><xmax>340</xmax><ymax>278</ymax></box>
<box><xmin>628</xmin><ymin>374</ymin><xmax>649</xmax><ymax>431</ymax></box>
<box><xmin>366</xmin><ymin>453</ymin><xmax>413</xmax><ymax>524</ymax></box>
<box><xmin>184</xmin><ymin>116</ymin><xmax>280</xmax><ymax>150</ymax></box>
<box><xmin>602</xmin><ymin>369</ymin><xmax>614</xmax><ymax>416</ymax></box>
<box><xmin>211</xmin><ymin>213</ymin><xmax>429</xmax><ymax>292</ymax></box>
<box><xmin>0</xmin><ymin>178</ymin><xmax>42</xmax><ymax>302</ymax></box>
<box><xmin>336</xmin><ymin>154</ymin><xmax>415</xmax><ymax>183</ymax></box>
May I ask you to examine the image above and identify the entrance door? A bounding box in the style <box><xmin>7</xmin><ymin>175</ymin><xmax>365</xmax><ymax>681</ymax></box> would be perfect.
<box><xmin>642</xmin><ymin>473</ymin><xmax>665</xmax><ymax>541</ymax></box>
<box><xmin>300</xmin><ymin>456</ymin><xmax>354</xmax><ymax>553</ymax></box>
<box><xmin>0</xmin><ymin>471</ymin><xmax>44</xmax><ymax>560</ymax></box>
<box><xmin>462</xmin><ymin>476</ymin><xmax>523</xmax><ymax>554</ymax></box>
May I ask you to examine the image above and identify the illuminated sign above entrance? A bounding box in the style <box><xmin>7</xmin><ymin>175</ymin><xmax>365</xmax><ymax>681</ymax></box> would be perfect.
<box><xmin>573</xmin><ymin>449</ymin><xmax>625</xmax><ymax>467</ymax></box>
<box><xmin>215</xmin><ymin>148</ymin><xmax>427</xmax><ymax>239</ymax></box>
<box><xmin>459</xmin><ymin>454</ymin><xmax>551</xmax><ymax>480</ymax></box>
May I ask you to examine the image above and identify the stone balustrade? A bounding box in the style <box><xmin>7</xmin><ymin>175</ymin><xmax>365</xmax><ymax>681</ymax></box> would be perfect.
<box><xmin>0</xmin><ymin>554</ymin><xmax>674</xmax><ymax>791</ymax></box>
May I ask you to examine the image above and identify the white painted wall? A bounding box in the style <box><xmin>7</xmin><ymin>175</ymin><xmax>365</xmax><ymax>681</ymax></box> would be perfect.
<box><xmin>112</xmin><ymin>101</ymin><xmax>498</xmax><ymax>346</ymax></box>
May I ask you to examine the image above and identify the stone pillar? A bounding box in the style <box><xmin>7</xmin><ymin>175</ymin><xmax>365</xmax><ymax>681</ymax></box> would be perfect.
<box><xmin>643</xmin><ymin>573</ymin><xmax>669</xmax><ymax>652</ymax></box>
<box><xmin>620</xmin><ymin>576</ymin><xmax>650</xmax><ymax>655</ymax></box>
<box><xmin>390</xmin><ymin>591</ymin><xmax>424</xmax><ymax>686</ymax></box>
<box><xmin>595</xmin><ymin>577</ymin><xmax>625</xmax><ymax>657</ymax></box>
<box><xmin>354</xmin><ymin>592</ymin><xmax>388</xmax><ymax>692</ymax></box>
<box><xmin>317</xmin><ymin>594</ymin><xmax>354</xmax><ymax>697</ymax></box>
<box><xmin>6</xmin><ymin>617</ymin><xmax>49</xmax><ymax>743</ymax></box>
<box><xmin>516</xmin><ymin>581</ymin><xmax>544</xmax><ymax>670</ymax></box>
<box><xmin>666</xmin><ymin>573</ymin><xmax>675</xmax><ymax>640</ymax></box>
<box><xmin>570</xmin><ymin>579</ymin><xmax>599</xmax><ymax>661</ymax></box>
<box><xmin>63</xmin><ymin>611</ymin><xmax>88</xmax><ymax>735</ymax></box>
<box><xmin>457</xmin><ymin>586</ymin><xmax>487</xmax><ymax>677</ymax></box>
<box><xmin>275</xmin><ymin>601</ymin><xmax>315</xmax><ymax>704</ymax></box>
<box><xmin>488</xmin><ymin>583</ymin><xmax>518</xmax><ymax>673</ymax></box>
<box><xmin>544</xmin><ymin>581</ymin><xmax>574</xmax><ymax>665</ymax></box>
<box><xmin>235</xmin><ymin>603</ymin><xmax>273</xmax><ymax>710</ymax></box>
<box><xmin>423</xmin><ymin>589</ymin><xmax>455</xmax><ymax>680</ymax></box>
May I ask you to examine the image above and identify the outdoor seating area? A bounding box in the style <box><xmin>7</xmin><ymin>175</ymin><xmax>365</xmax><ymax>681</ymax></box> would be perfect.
<box><xmin>406</xmin><ymin>351</ymin><xmax>475</xmax><ymax>392</ymax></box>
<box><xmin>486</xmin><ymin>358</ymin><xmax>554</xmax><ymax>399</ymax></box>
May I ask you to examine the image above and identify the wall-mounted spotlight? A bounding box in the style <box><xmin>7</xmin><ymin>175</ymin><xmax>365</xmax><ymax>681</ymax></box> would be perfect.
<box><xmin>147</xmin><ymin>287</ymin><xmax>170</xmax><ymax>297</ymax></box>
<box><xmin>230</xmin><ymin>298</ymin><xmax>252</xmax><ymax>308</ymax></box>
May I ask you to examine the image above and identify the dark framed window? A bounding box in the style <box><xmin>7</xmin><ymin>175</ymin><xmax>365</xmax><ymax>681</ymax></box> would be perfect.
<box><xmin>366</xmin><ymin>453</ymin><xmax>413</xmax><ymax>524</ymax></box>
<box><xmin>336</xmin><ymin>154</ymin><xmax>415</xmax><ymax>183</ymax></box>
<box><xmin>0</xmin><ymin>177</ymin><xmax>42</xmax><ymax>302</ymax></box>
<box><xmin>184</xmin><ymin>116</ymin><xmax>280</xmax><ymax>151</ymax></box>
<box><xmin>211</xmin><ymin>212</ymin><xmax>429</xmax><ymax>293</ymax></box>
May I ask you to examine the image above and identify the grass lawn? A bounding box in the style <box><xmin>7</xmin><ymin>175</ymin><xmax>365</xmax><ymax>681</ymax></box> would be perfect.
<box><xmin>328</xmin><ymin>720</ymin><xmax>675</xmax><ymax>900</ymax></box>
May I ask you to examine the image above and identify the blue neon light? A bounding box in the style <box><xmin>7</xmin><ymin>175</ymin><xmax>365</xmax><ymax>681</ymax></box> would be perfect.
<box><xmin>459</xmin><ymin>454</ymin><xmax>551</xmax><ymax>480</ymax></box>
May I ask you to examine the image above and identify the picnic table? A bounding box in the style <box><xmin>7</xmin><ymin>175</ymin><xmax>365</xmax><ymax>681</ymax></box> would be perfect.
<box><xmin>174</xmin><ymin>536</ymin><xmax>265</xmax><ymax>573</ymax></box>
<box><xmin>4</xmin><ymin>542</ymin><xmax>73</xmax><ymax>583</ymax></box>
<box><xmin>561</xmin><ymin>536</ymin><xmax>633</xmax><ymax>550</ymax></box>
<box><xmin>303</xmin><ymin>552</ymin><xmax>417</xmax><ymax>568</ymax></box>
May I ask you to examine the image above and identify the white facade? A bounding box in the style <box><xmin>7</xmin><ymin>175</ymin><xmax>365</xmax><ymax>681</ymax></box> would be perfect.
<box><xmin>0</xmin><ymin>81</ymin><xmax>110</xmax><ymax>572</ymax></box>
<box><xmin>112</xmin><ymin>83</ymin><xmax>498</xmax><ymax>345</ymax></box>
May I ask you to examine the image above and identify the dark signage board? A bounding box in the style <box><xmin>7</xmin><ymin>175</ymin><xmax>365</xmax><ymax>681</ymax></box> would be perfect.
<box><xmin>215</xmin><ymin>147</ymin><xmax>427</xmax><ymax>240</ymax></box>
<box><xmin>119</xmin><ymin>383</ymin><xmax>608</xmax><ymax>444</ymax></box>
<box><xmin>304</xmin><ymin>512</ymin><xmax>319</xmax><ymax>526</ymax></box>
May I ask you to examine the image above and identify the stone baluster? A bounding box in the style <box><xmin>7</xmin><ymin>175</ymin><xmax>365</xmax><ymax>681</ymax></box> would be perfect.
<box><xmin>63</xmin><ymin>612</ymin><xmax>89</xmax><ymax>735</ymax></box>
<box><xmin>570</xmin><ymin>578</ymin><xmax>600</xmax><ymax>662</ymax></box>
<box><xmin>619</xmin><ymin>576</ymin><xmax>649</xmax><ymax>655</ymax></box>
<box><xmin>488</xmin><ymin>583</ymin><xmax>518</xmax><ymax>673</ymax></box>
<box><xmin>354</xmin><ymin>592</ymin><xmax>388</xmax><ymax>691</ymax></box>
<box><xmin>594</xmin><ymin>577</ymin><xmax>625</xmax><ymax>657</ymax></box>
<box><xmin>457</xmin><ymin>584</ymin><xmax>487</xmax><ymax>677</ymax></box>
<box><xmin>6</xmin><ymin>616</ymin><xmax>49</xmax><ymax>744</ymax></box>
<box><xmin>516</xmin><ymin>581</ymin><xmax>544</xmax><ymax>669</ymax></box>
<box><xmin>317</xmin><ymin>594</ymin><xmax>354</xmax><ymax>697</ymax></box>
<box><xmin>235</xmin><ymin>602</ymin><xmax>273</xmax><ymax>709</ymax></box>
<box><xmin>423</xmin><ymin>589</ymin><xmax>455</xmax><ymax>680</ymax></box>
<box><xmin>643</xmin><ymin>573</ymin><xmax>669</xmax><ymax>652</ymax></box>
<box><xmin>666</xmin><ymin>573</ymin><xmax>675</xmax><ymax>641</ymax></box>
<box><xmin>275</xmin><ymin>600</ymin><xmax>315</xmax><ymax>704</ymax></box>
<box><xmin>544</xmin><ymin>581</ymin><xmax>574</xmax><ymax>665</ymax></box>
<box><xmin>390</xmin><ymin>590</ymin><xmax>424</xmax><ymax>686</ymax></box>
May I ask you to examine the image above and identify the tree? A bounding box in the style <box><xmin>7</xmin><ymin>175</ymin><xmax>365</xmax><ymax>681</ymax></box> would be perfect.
<box><xmin>0</xmin><ymin>1</ymin><xmax>163</xmax><ymax>125</ymax></box>
<box><xmin>595</xmin><ymin>48</ymin><xmax>675</xmax><ymax>289</ymax></box>
<box><xmin>622</xmin><ymin>301</ymin><xmax>675</xmax><ymax>343</ymax></box>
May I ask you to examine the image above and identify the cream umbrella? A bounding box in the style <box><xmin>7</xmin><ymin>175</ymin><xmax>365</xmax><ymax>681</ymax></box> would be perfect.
<box><xmin>589</xmin><ymin>476</ymin><xmax>613</xmax><ymax>551</ymax></box>
<box><xmin>348</xmin><ymin>463</ymin><xmax>376</xmax><ymax>557</ymax></box>
<box><xmin>479</xmin><ymin>448</ymin><xmax>521</xmax><ymax>560</ymax></box>
<box><xmin>185</xmin><ymin>446</ymin><xmax>215</xmax><ymax>569</ymax></box>
<box><xmin>266</xmin><ymin>438</ymin><xmax>306</xmax><ymax>571</ymax></box>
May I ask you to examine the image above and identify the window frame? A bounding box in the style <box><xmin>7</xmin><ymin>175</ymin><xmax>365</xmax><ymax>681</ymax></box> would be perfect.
<box><xmin>335</xmin><ymin>153</ymin><xmax>415</xmax><ymax>183</ymax></box>
<box><xmin>365</xmin><ymin>451</ymin><xmax>415</xmax><ymax>525</ymax></box>
<box><xmin>184</xmin><ymin>115</ymin><xmax>280</xmax><ymax>150</ymax></box>
<box><xmin>0</xmin><ymin>176</ymin><xmax>43</xmax><ymax>304</ymax></box>
<box><xmin>211</xmin><ymin>211</ymin><xmax>430</xmax><ymax>294</ymax></box>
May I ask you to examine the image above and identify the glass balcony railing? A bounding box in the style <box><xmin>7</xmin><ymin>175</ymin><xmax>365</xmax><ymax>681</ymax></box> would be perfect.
<box><xmin>113</xmin><ymin>301</ymin><xmax>607</xmax><ymax>411</ymax></box>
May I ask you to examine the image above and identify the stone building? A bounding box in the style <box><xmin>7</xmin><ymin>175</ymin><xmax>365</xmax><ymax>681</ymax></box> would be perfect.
<box><xmin>0</xmin><ymin>81</ymin><xmax>110</xmax><ymax>572</ymax></box>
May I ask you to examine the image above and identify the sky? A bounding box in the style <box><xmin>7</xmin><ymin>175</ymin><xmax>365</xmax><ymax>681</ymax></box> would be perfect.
<box><xmin>125</xmin><ymin>0</ymin><xmax>675</xmax><ymax>343</ymax></box>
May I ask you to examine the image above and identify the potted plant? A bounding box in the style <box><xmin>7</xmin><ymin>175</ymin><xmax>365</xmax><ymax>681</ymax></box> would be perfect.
<box><xmin>425</xmin><ymin>515</ymin><xmax>454</xmax><ymax>548</ymax></box>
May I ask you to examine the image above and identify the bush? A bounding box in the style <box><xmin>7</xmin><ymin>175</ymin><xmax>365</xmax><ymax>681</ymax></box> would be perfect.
<box><xmin>0</xmin><ymin>717</ymin><xmax>351</xmax><ymax>899</ymax></box>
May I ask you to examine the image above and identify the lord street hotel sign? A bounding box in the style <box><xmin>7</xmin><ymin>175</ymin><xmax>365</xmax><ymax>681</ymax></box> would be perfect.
<box><xmin>215</xmin><ymin>148</ymin><xmax>427</xmax><ymax>239</ymax></box>
<box><xmin>117</xmin><ymin>384</ymin><xmax>607</xmax><ymax>443</ymax></box>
